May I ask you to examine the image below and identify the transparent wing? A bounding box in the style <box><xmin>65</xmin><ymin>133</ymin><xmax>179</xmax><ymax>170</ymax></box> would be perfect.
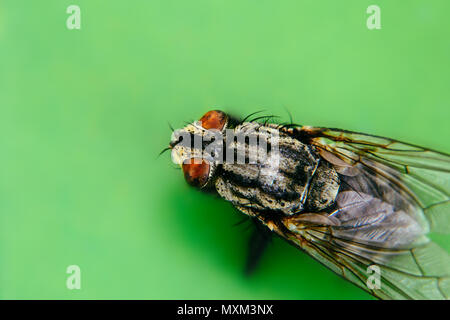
<box><xmin>297</xmin><ymin>126</ymin><xmax>450</xmax><ymax>234</ymax></box>
<box><xmin>281</xmin><ymin>218</ymin><xmax>450</xmax><ymax>299</ymax></box>
<box><xmin>276</xmin><ymin>126</ymin><xmax>450</xmax><ymax>299</ymax></box>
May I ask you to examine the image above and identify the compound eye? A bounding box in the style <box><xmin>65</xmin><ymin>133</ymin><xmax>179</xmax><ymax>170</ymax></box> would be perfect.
<box><xmin>199</xmin><ymin>110</ymin><xmax>227</xmax><ymax>131</ymax></box>
<box><xmin>182</xmin><ymin>158</ymin><xmax>210</xmax><ymax>188</ymax></box>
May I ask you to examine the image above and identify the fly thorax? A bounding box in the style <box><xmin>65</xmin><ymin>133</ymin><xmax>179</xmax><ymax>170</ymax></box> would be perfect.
<box><xmin>215</xmin><ymin>124</ymin><xmax>339</xmax><ymax>215</ymax></box>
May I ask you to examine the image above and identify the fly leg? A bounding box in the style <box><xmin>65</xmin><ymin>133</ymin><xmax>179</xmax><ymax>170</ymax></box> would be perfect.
<box><xmin>244</xmin><ymin>219</ymin><xmax>273</xmax><ymax>276</ymax></box>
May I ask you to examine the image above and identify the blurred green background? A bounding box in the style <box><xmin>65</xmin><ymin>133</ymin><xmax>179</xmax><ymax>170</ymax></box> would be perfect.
<box><xmin>0</xmin><ymin>0</ymin><xmax>449</xmax><ymax>299</ymax></box>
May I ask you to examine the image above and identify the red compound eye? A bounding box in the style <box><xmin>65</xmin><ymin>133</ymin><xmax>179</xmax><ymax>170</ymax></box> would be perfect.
<box><xmin>182</xmin><ymin>158</ymin><xmax>210</xmax><ymax>188</ymax></box>
<box><xmin>199</xmin><ymin>110</ymin><xmax>227</xmax><ymax>131</ymax></box>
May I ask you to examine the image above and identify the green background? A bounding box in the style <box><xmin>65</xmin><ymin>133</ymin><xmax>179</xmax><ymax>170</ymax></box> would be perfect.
<box><xmin>0</xmin><ymin>0</ymin><xmax>449</xmax><ymax>299</ymax></box>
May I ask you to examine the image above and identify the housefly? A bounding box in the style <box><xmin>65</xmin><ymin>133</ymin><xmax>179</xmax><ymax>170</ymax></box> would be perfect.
<box><xmin>167</xmin><ymin>110</ymin><xmax>450</xmax><ymax>300</ymax></box>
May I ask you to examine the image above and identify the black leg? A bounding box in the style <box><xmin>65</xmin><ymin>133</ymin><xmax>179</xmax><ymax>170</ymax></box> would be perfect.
<box><xmin>244</xmin><ymin>219</ymin><xmax>272</xmax><ymax>276</ymax></box>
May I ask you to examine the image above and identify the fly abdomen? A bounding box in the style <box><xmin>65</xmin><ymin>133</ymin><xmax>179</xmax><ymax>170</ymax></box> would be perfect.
<box><xmin>305</xmin><ymin>160</ymin><xmax>340</xmax><ymax>211</ymax></box>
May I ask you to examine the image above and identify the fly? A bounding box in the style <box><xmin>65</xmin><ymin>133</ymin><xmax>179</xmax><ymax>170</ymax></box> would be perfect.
<box><xmin>166</xmin><ymin>110</ymin><xmax>450</xmax><ymax>300</ymax></box>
